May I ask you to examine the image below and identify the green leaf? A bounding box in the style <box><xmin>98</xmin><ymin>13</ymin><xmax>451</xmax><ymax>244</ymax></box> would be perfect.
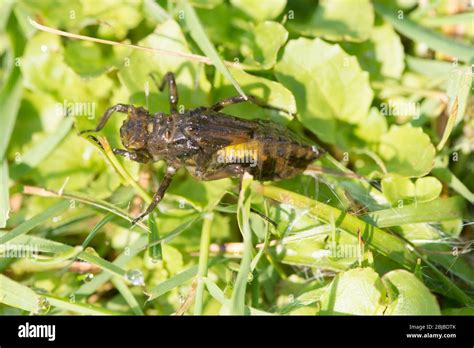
<box><xmin>382</xmin><ymin>269</ymin><xmax>441</xmax><ymax>315</ymax></box>
<box><xmin>143</xmin><ymin>0</ymin><xmax>170</xmax><ymax>23</ymax></box>
<box><xmin>406</xmin><ymin>56</ymin><xmax>458</xmax><ymax>79</ymax></box>
<box><xmin>443</xmin><ymin>307</ymin><xmax>474</xmax><ymax>316</ymax></box>
<box><xmin>181</xmin><ymin>1</ymin><xmax>245</xmax><ymax>98</ymax></box>
<box><xmin>204</xmin><ymin>277</ymin><xmax>272</xmax><ymax>315</ymax></box>
<box><xmin>369</xmin><ymin>21</ymin><xmax>405</xmax><ymax>78</ymax></box>
<box><xmin>381</xmin><ymin>175</ymin><xmax>415</xmax><ymax>205</ymax></box>
<box><xmin>231</xmin><ymin>172</ymin><xmax>253</xmax><ymax>315</ymax></box>
<box><xmin>0</xmin><ymin>1</ymin><xmax>13</xmax><ymax>31</ymax></box>
<box><xmin>279</xmin><ymin>230</ymin><xmax>357</xmax><ymax>271</ymax></box>
<box><xmin>320</xmin><ymin>268</ymin><xmax>386</xmax><ymax>315</ymax></box>
<box><xmin>147</xmin><ymin>265</ymin><xmax>198</xmax><ymax>301</ymax></box>
<box><xmin>168</xmin><ymin>178</ymin><xmax>232</xmax><ymax>210</ymax></box>
<box><xmin>230</xmin><ymin>0</ymin><xmax>286</xmax><ymax>22</ymax></box>
<box><xmin>374</xmin><ymin>2</ymin><xmax>474</xmax><ymax>62</ymax></box>
<box><xmin>75</xmin><ymin>235</ymin><xmax>147</xmax><ymax>296</ymax></box>
<box><xmin>419</xmin><ymin>12</ymin><xmax>474</xmax><ymax>27</ymax></box>
<box><xmin>10</xmin><ymin>117</ymin><xmax>74</xmax><ymax>180</ymax></box>
<box><xmin>255</xmin><ymin>183</ymin><xmax>473</xmax><ymax>306</ymax></box>
<box><xmin>79</xmin><ymin>0</ymin><xmax>142</xmax><ymax>40</ymax></box>
<box><xmin>432</xmin><ymin>167</ymin><xmax>474</xmax><ymax>204</ymax></box>
<box><xmin>381</xmin><ymin>175</ymin><xmax>443</xmax><ymax>205</ymax></box>
<box><xmin>364</xmin><ymin>196</ymin><xmax>467</xmax><ymax>228</ymax></box>
<box><xmin>0</xmin><ymin>62</ymin><xmax>22</xmax><ymax>161</ymax></box>
<box><xmin>378</xmin><ymin>124</ymin><xmax>436</xmax><ymax>177</ymax></box>
<box><xmin>21</xmin><ymin>32</ymin><xmax>114</xmax><ymax>102</ymax></box>
<box><xmin>111</xmin><ymin>278</ymin><xmax>144</xmax><ymax>315</ymax></box>
<box><xmin>194</xmin><ymin>212</ymin><xmax>213</xmax><ymax>314</ymax></box>
<box><xmin>117</xmin><ymin>18</ymin><xmax>211</xmax><ymax>111</ymax></box>
<box><xmin>0</xmin><ymin>274</ymin><xmax>40</xmax><ymax>312</ymax></box>
<box><xmin>344</xmin><ymin>21</ymin><xmax>405</xmax><ymax>80</ymax></box>
<box><xmin>0</xmin><ymin>159</ymin><xmax>9</xmax><ymax>228</ymax></box>
<box><xmin>0</xmin><ymin>200</ymin><xmax>70</xmax><ymax>245</ymax></box>
<box><xmin>290</xmin><ymin>0</ymin><xmax>374</xmax><ymax>42</ymax></box>
<box><xmin>44</xmin><ymin>294</ymin><xmax>122</xmax><ymax>315</ymax></box>
<box><xmin>275</xmin><ymin>38</ymin><xmax>373</xmax><ymax>144</ymax></box>
<box><xmin>437</xmin><ymin>67</ymin><xmax>472</xmax><ymax>150</ymax></box>
<box><xmin>414</xmin><ymin>176</ymin><xmax>443</xmax><ymax>202</ymax></box>
<box><xmin>213</xmin><ymin>67</ymin><xmax>296</xmax><ymax>124</ymax></box>
<box><xmin>354</xmin><ymin>107</ymin><xmax>388</xmax><ymax>143</ymax></box>
<box><xmin>148</xmin><ymin>212</ymin><xmax>162</xmax><ymax>262</ymax></box>
<box><xmin>241</xmin><ymin>21</ymin><xmax>288</xmax><ymax>70</ymax></box>
<box><xmin>64</xmin><ymin>40</ymin><xmax>130</xmax><ymax>78</ymax></box>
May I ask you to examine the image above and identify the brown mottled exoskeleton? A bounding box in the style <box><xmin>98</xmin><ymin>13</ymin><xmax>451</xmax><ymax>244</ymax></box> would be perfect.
<box><xmin>80</xmin><ymin>72</ymin><xmax>323</xmax><ymax>225</ymax></box>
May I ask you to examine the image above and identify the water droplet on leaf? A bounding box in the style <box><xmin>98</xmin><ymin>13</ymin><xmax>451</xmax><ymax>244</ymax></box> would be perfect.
<box><xmin>84</xmin><ymin>273</ymin><xmax>94</xmax><ymax>282</ymax></box>
<box><xmin>125</xmin><ymin>269</ymin><xmax>144</xmax><ymax>286</ymax></box>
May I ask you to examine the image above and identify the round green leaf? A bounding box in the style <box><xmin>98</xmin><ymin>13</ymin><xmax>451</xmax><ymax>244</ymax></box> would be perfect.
<box><xmin>320</xmin><ymin>268</ymin><xmax>386</xmax><ymax>315</ymax></box>
<box><xmin>381</xmin><ymin>174</ymin><xmax>415</xmax><ymax>205</ymax></box>
<box><xmin>378</xmin><ymin>124</ymin><xmax>436</xmax><ymax>177</ymax></box>
<box><xmin>415</xmin><ymin>176</ymin><xmax>442</xmax><ymax>202</ymax></box>
<box><xmin>382</xmin><ymin>270</ymin><xmax>441</xmax><ymax>315</ymax></box>
<box><xmin>289</xmin><ymin>0</ymin><xmax>374</xmax><ymax>42</ymax></box>
<box><xmin>343</xmin><ymin>21</ymin><xmax>405</xmax><ymax>80</ymax></box>
<box><xmin>241</xmin><ymin>21</ymin><xmax>288</xmax><ymax>70</ymax></box>
<box><xmin>230</xmin><ymin>0</ymin><xmax>286</xmax><ymax>22</ymax></box>
<box><xmin>354</xmin><ymin>107</ymin><xmax>388</xmax><ymax>143</ymax></box>
<box><xmin>275</xmin><ymin>38</ymin><xmax>373</xmax><ymax>144</ymax></box>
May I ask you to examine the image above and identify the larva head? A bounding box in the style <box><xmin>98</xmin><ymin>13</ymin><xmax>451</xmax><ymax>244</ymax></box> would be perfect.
<box><xmin>120</xmin><ymin>107</ymin><xmax>150</xmax><ymax>151</ymax></box>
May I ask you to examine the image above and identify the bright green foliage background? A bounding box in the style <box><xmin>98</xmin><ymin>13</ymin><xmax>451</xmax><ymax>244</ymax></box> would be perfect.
<box><xmin>0</xmin><ymin>0</ymin><xmax>473</xmax><ymax>316</ymax></box>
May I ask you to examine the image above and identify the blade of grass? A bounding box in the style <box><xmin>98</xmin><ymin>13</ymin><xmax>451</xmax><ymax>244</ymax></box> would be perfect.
<box><xmin>374</xmin><ymin>3</ymin><xmax>474</xmax><ymax>62</ymax></box>
<box><xmin>0</xmin><ymin>274</ymin><xmax>39</xmax><ymax>312</ymax></box>
<box><xmin>147</xmin><ymin>258</ymin><xmax>223</xmax><ymax>302</ymax></box>
<box><xmin>180</xmin><ymin>0</ymin><xmax>247</xmax><ymax>98</ymax></box>
<box><xmin>144</xmin><ymin>0</ymin><xmax>170</xmax><ymax>22</ymax></box>
<box><xmin>82</xmin><ymin>213</ymin><xmax>115</xmax><ymax>248</ymax></box>
<box><xmin>254</xmin><ymin>183</ymin><xmax>474</xmax><ymax>306</ymax></box>
<box><xmin>419</xmin><ymin>12</ymin><xmax>474</xmax><ymax>27</ymax></box>
<box><xmin>111</xmin><ymin>277</ymin><xmax>144</xmax><ymax>315</ymax></box>
<box><xmin>0</xmin><ymin>18</ymin><xmax>23</xmax><ymax>161</ymax></box>
<box><xmin>438</xmin><ymin>67</ymin><xmax>472</xmax><ymax>150</ymax></box>
<box><xmin>0</xmin><ymin>200</ymin><xmax>70</xmax><ymax>245</ymax></box>
<box><xmin>0</xmin><ymin>159</ymin><xmax>9</xmax><ymax>228</ymax></box>
<box><xmin>362</xmin><ymin>196</ymin><xmax>467</xmax><ymax>228</ymax></box>
<box><xmin>0</xmin><ymin>232</ymin><xmax>71</xmax><ymax>254</ymax></box>
<box><xmin>230</xmin><ymin>173</ymin><xmax>254</xmax><ymax>315</ymax></box>
<box><xmin>432</xmin><ymin>168</ymin><xmax>474</xmax><ymax>204</ymax></box>
<box><xmin>250</xmin><ymin>204</ymin><xmax>271</xmax><ymax>272</ymax></box>
<box><xmin>147</xmin><ymin>265</ymin><xmax>198</xmax><ymax>301</ymax></box>
<box><xmin>140</xmin><ymin>214</ymin><xmax>201</xmax><ymax>251</ymax></box>
<box><xmin>312</xmin><ymin>154</ymin><xmax>474</xmax><ymax>293</ymax></box>
<box><xmin>44</xmin><ymin>294</ymin><xmax>123</xmax><ymax>315</ymax></box>
<box><xmin>406</xmin><ymin>56</ymin><xmax>459</xmax><ymax>79</ymax></box>
<box><xmin>10</xmin><ymin>117</ymin><xmax>74</xmax><ymax>180</ymax></box>
<box><xmin>203</xmin><ymin>278</ymin><xmax>272</xmax><ymax>315</ymax></box>
<box><xmin>0</xmin><ymin>274</ymin><xmax>123</xmax><ymax>314</ymax></box>
<box><xmin>0</xmin><ymin>231</ymin><xmax>129</xmax><ymax>280</ymax></box>
<box><xmin>194</xmin><ymin>212</ymin><xmax>213</xmax><ymax>315</ymax></box>
<box><xmin>77</xmin><ymin>252</ymin><xmax>126</xmax><ymax>278</ymax></box>
<box><xmin>23</xmin><ymin>185</ymin><xmax>150</xmax><ymax>232</ymax></box>
<box><xmin>75</xmin><ymin>235</ymin><xmax>148</xmax><ymax>296</ymax></box>
<box><xmin>148</xmin><ymin>212</ymin><xmax>162</xmax><ymax>262</ymax></box>
<box><xmin>0</xmin><ymin>1</ymin><xmax>13</xmax><ymax>31</ymax></box>
<box><xmin>77</xmin><ymin>216</ymin><xmax>200</xmax><ymax>296</ymax></box>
